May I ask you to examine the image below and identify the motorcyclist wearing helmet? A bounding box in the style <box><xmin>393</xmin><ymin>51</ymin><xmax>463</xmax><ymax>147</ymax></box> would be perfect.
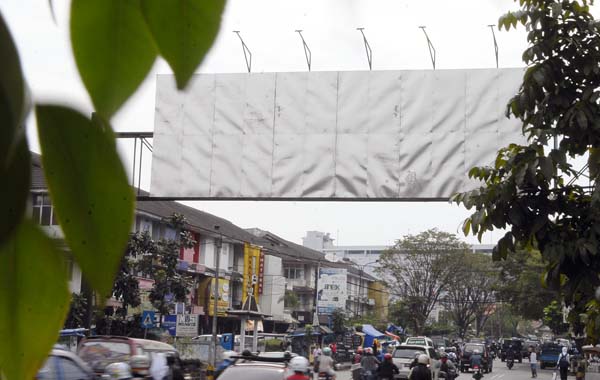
<box><xmin>353</xmin><ymin>347</ymin><xmax>364</xmax><ymax>364</ymax></box>
<box><xmin>317</xmin><ymin>347</ymin><xmax>336</xmax><ymax>380</ymax></box>
<box><xmin>360</xmin><ymin>347</ymin><xmax>380</xmax><ymax>380</ymax></box>
<box><xmin>409</xmin><ymin>354</ymin><xmax>432</xmax><ymax>380</ymax></box>
<box><xmin>105</xmin><ymin>362</ymin><xmax>133</xmax><ymax>380</ymax></box>
<box><xmin>470</xmin><ymin>349</ymin><xmax>483</xmax><ymax>369</ymax></box>
<box><xmin>409</xmin><ymin>352</ymin><xmax>421</xmax><ymax>370</ymax></box>
<box><xmin>506</xmin><ymin>345</ymin><xmax>516</xmax><ymax>361</ymax></box>
<box><xmin>377</xmin><ymin>353</ymin><xmax>399</xmax><ymax>380</ymax></box>
<box><xmin>287</xmin><ymin>356</ymin><xmax>310</xmax><ymax>380</ymax></box>
<box><xmin>439</xmin><ymin>353</ymin><xmax>457</xmax><ymax>379</ymax></box>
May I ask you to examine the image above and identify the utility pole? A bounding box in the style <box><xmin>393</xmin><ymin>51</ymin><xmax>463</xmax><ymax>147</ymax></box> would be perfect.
<box><xmin>212</xmin><ymin>225</ymin><xmax>222</xmax><ymax>369</ymax></box>
<box><xmin>313</xmin><ymin>260</ymin><xmax>321</xmax><ymax>325</ymax></box>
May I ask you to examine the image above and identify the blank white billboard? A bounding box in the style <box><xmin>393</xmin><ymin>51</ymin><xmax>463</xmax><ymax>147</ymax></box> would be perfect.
<box><xmin>150</xmin><ymin>68</ymin><xmax>524</xmax><ymax>199</ymax></box>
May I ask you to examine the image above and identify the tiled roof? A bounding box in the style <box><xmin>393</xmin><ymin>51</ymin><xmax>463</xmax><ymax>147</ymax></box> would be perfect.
<box><xmin>31</xmin><ymin>152</ymin><xmax>47</xmax><ymax>190</ymax></box>
<box><xmin>246</xmin><ymin>228</ymin><xmax>325</xmax><ymax>263</ymax></box>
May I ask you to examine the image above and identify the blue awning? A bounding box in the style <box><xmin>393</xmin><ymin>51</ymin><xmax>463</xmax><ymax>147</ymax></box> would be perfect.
<box><xmin>362</xmin><ymin>324</ymin><xmax>385</xmax><ymax>338</ymax></box>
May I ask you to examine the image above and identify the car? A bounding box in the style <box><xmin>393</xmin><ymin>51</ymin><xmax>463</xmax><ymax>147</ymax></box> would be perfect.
<box><xmin>391</xmin><ymin>344</ymin><xmax>439</xmax><ymax>380</ymax></box>
<box><xmin>431</xmin><ymin>336</ymin><xmax>451</xmax><ymax>350</ymax></box>
<box><xmin>77</xmin><ymin>335</ymin><xmax>177</xmax><ymax>375</ymax></box>
<box><xmin>539</xmin><ymin>343</ymin><xmax>563</xmax><ymax>369</ymax></box>
<box><xmin>403</xmin><ymin>336</ymin><xmax>435</xmax><ymax>349</ymax></box>
<box><xmin>499</xmin><ymin>338</ymin><xmax>523</xmax><ymax>362</ymax></box>
<box><xmin>460</xmin><ymin>343</ymin><xmax>493</xmax><ymax>373</ymax></box>
<box><xmin>38</xmin><ymin>345</ymin><xmax>96</xmax><ymax>380</ymax></box>
<box><xmin>218</xmin><ymin>351</ymin><xmax>296</xmax><ymax>380</ymax></box>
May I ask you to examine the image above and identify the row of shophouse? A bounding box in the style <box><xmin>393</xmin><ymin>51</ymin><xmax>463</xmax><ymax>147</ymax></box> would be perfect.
<box><xmin>30</xmin><ymin>153</ymin><xmax>389</xmax><ymax>334</ymax></box>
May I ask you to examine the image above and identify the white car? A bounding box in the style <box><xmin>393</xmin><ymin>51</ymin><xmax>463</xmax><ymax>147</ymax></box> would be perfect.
<box><xmin>392</xmin><ymin>344</ymin><xmax>439</xmax><ymax>380</ymax></box>
<box><xmin>403</xmin><ymin>336</ymin><xmax>435</xmax><ymax>349</ymax></box>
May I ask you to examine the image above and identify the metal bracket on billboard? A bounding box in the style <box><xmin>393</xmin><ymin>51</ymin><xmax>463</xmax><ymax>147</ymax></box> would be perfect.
<box><xmin>114</xmin><ymin>131</ymin><xmax>153</xmax><ymax>196</ymax></box>
<box><xmin>356</xmin><ymin>27</ymin><xmax>373</xmax><ymax>71</ymax></box>
<box><xmin>295</xmin><ymin>30</ymin><xmax>312</xmax><ymax>71</ymax></box>
<box><xmin>488</xmin><ymin>25</ymin><xmax>499</xmax><ymax>68</ymax></box>
<box><xmin>233</xmin><ymin>31</ymin><xmax>252</xmax><ymax>73</ymax></box>
<box><xmin>419</xmin><ymin>26</ymin><xmax>436</xmax><ymax>70</ymax></box>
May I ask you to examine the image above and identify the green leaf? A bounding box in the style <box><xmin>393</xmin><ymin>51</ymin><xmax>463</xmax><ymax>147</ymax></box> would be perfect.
<box><xmin>0</xmin><ymin>11</ymin><xmax>25</xmax><ymax>143</ymax></box>
<box><xmin>36</xmin><ymin>105</ymin><xmax>134</xmax><ymax>297</ymax></box>
<box><xmin>0</xmin><ymin>220</ymin><xmax>70</xmax><ymax>380</ymax></box>
<box><xmin>0</xmin><ymin>137</ymin><xmax>30</xmax><ymax>244</ymax></box>
<box><xmin>0</xmin><ymin>11</ymin><xmax>29</xmax><ymax>243</ymax></box>
<box><xmin>141</xmin><ymin>0</ymin><xmax>225</xmax><ymax>90</ymax></box>
<box><xmin>70</xmin><ymin>0</ymin><xmax>157</xmax><ymax>118</ymax></box>
<box><xmin>462</xmin><ymin>219</ymin><xmax>471</xmax><ymax>236</ymax></box>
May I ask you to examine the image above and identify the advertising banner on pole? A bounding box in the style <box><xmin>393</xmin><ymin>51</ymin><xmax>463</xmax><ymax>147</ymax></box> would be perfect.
<box><xmin>243</xmin><ymin>244</ymin><xmax>262</xmax><ymax>303</ymax></box>
<box><xmin>208</xmin><ymin>278</ymin><xmax>230</xmax><ymax>317</ymax></box>
<box><xmin>176</xmin><ymin>314</ymin><xmax>199</xmax><ymax>337</ymax></box>
<box><xmin>317</xmin><ymin>268</ymin><xmax>347</xmax><ymax>314</ymax></box>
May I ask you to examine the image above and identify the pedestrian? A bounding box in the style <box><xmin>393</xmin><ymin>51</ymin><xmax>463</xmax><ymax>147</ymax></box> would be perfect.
<box><xmin>377</xmin><ymin>353</ymin><xmax>399</xmax><ymax>380</ymax></box>
<box><xmin>529</xmin><ymin>346</ymin><xmax>538</xmax><ymax>378</ymax></box>
<box><xmin>575</xmin><ymin>355</ymin><xmax>587</xmax><ymax>380</ymax></box>
<box><xmin>557</xmin><ymin>346</ymin><xmax>570</xmax><ymax>380</ymax></box>
<box><xmin>372</xmin><ymin>339</ymin><xmax>379</xmax><ymax>356</ymax></box>
<box><xmin>313</xmin><ymin>344</ymin><xmax>322</xmax><ymax>364</ymax></box>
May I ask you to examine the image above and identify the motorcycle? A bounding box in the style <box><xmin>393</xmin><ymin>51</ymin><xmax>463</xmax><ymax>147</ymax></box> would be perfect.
<box><xmin>506</xmin><ymin>358</ymin><xmax>514</xmax><ymax>370</ymax></box>
<box><xmin>472</xmin><ymin>364</ymin><xmax>484</xmax><ymax>380</ymax></box>
<box><xmin>439</xmin><ymin>368</ymin><xmax>458</xmax><ymax>379</ymax></box>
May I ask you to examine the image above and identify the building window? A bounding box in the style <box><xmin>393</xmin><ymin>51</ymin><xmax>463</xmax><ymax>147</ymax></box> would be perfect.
<box><xmin>284</xmin><ymin>266</ymin><xmax>303</xmax><ymax>279</ymax></box>
<box><xmin>32</xmin><ymin>194</ymin><xmax>58</xmax><ymax>226</ymax></box>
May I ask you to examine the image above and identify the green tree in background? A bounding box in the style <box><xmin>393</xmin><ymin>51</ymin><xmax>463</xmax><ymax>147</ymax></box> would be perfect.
<box><xmin>452</xmin><ymin>0</ymin><xmax>600</xmax><ymax>340</ymax></box>
<box><xmin>63</xmin><ymin>293</ymin><xmax>88</xmax><ymax>329</ymax></box>
<box><xmin>377</xmin><ymin>229</ymin><xmax>469</xmax><ymax>334</ymax></box>
<box><xmin>544</xmin><ymin>301</ymin><xmax>569</xmax><ymax>336</ymax></box>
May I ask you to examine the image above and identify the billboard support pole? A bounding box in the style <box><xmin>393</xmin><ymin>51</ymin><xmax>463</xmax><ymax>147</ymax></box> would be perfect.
<box><xmin>419</xmin><ymin>26</ymin><xmax>436</xmax><ymax>70</ymax></box>
<box><xmin>295</xmin><ymin>30</ymin><xmax>312</xmax><ymax>71</ymax></box>
<box><xmin>313</xmin><ymin>260</ymin><xmax>320</xmax><ymax>326</ymax></box>
<box><xmin>212</xmin><ymin>226</ymin><xmax>222</xmax><ymax>368</ymax></box>
<box><xmin>488</xmin><ymin>25</ymin><xmax>499</xmax><ymax>68</ymax></box>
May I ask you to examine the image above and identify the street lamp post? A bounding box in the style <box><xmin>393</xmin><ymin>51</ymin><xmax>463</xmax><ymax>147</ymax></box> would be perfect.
<box><xmin>343</xmin><ymin>258</ymin><xmax>379</xmax><ymax>317</ymax></box>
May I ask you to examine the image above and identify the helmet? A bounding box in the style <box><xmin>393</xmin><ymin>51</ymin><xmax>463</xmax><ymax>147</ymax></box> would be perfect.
<box><xmin>440</xmin><ymin>353</ymin><xmax>448</xmax><ymax>359</ymax></box>
<box><xmin>322</xmin><ymin>347</ymin><xmax>332</xmax><ymax>356</ymax></box>
<box><xmin>473</xmin><ymin>349</ymin><xmax>480</xmax><ymax>354</ymax></box>
<box><xmin>105</xmin><ymin>362</ymin><xmax>132</xmax><ymax>380</ymax></box>
<box><xmin>356</xmin><ymin>347</ymin><xmax>363</xmax><ymax>354</ymax></box>
<box><xmin>414</xmin><ymin>352</ymin><xmax>422</xmax><ymax>359</ymax></box>
<box><xmin>365</xmin><ymin>347</ymin><xmax>373</xmax><ymax>355</ymax></box>
<box><xmin>289</xmin><ymin>356</ymin><xmax>309</xmax><ymax>373</ymax></box>
<box><xmin>418</xmin><ymin>354</ymin><xmax>429</xmax><ymax>365</ymax></box>
<box><xmin>384</xmin><ymin>353</ymin><xmax>392</xmax><ymax>360</ymax></box>
<box><xmin>223</xmin><ymin>350</ymin><xmax>237</xmax><ymax>360</ymax></box>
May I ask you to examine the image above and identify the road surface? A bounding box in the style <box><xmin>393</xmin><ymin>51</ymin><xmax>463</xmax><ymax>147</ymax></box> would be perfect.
<box><xmin>334</xmin><ymin>359</ymin><xmax>600</xmax><ymax>380</ymax></box>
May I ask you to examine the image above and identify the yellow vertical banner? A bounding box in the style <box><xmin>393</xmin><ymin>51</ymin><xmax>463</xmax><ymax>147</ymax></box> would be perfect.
<box><xmin>243</xmin><ymin>243</ymin><xmax>261</xmax><ymax>303</ymax></box>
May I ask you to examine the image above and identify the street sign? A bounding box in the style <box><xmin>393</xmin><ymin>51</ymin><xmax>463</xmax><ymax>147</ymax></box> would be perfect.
<box><xmin>176</xmin><ymin>314</ymin><xmax>199</xmax><ymax>337</ymax></box>
<box><xmin>141</xmin><ymin>310</ymin><xmax>155</xmax><ymax>329</ymax></box>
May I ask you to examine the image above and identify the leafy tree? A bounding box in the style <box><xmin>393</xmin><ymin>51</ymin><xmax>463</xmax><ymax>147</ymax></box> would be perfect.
<box><xmin>443</xmin><ymin>253</ymin><xmax>496</xmax><ymax>338</ymax></box>
<box><xmin>388</xmin><ymin>300</ymin><xmax>413</xmax><ymax>333</ymax></box>
<box><xmin>63</xmin><ymin>293</ymin><xmax>88</xmax><ymax>329</ymax></box>
<box><xmin>331</xmin><ymin>308</ymin><xmax>348</xmax><ymax>333</ymax></box>
<box><xmin>544</xmin><ymin>301</ymin><xmax>569</xmax><ymax>336</ymax></box>
<box><xmin>452</xmin><ymin>0</ymin><xmax>600</xmax><ymax>339</ymax></box>
<box><xmin>280</xmin><ymin>290</ymin><xmax>300</xmax><ymax>310</ymax></box>
<box><xmin>0</xmin><ymin>2</ymin><xmax>225</xmax><ymax>378</ymax></box>
<box><xmin>377</xmin><ymin>229</ymin><xmax>469</xmax><ymax>334</ymax></box>
<box><xmin>495</xmin><ymin>249</ymin><xmax>558</xmax><ymax>321</ymax></box>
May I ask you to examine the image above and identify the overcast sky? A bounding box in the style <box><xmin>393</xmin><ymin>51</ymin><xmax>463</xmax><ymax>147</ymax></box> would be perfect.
<box><xmin>6</xmin><ymin>0</ymin><xmax>585</xmax><ymax>246</ymax></box>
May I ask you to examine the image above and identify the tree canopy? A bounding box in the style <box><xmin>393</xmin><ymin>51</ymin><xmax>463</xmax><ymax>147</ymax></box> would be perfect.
<box><xmin>452</xmin><ymin>0</ymin><xmax>600</xmax><ymax>340</ymax></box>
